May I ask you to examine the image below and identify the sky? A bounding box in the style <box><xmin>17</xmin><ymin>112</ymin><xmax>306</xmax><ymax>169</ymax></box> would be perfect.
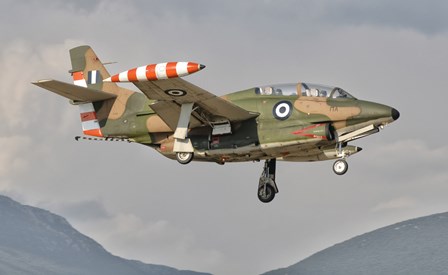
<box><xmin>1</xmin><ymin>0</ymin><xmax>448</xmax><ymax>274</ymax></box>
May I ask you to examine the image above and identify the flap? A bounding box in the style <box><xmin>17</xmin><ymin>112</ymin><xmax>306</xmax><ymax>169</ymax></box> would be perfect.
<box><xmin>150</xmin><ymin>100</ymin><xmax>203</xmax><ymax>130</ymax></box>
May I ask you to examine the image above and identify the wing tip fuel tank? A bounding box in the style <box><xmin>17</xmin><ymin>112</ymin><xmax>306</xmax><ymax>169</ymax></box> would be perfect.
<box><xmin>104</xmin><ymin>62</ymin><xmax>205</xmax><ymax>83</ymax></box>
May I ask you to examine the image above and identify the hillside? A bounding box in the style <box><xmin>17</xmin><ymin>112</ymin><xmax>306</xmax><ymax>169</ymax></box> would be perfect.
<box><xmin>0</xmin><ymin>195</ymin><xmax>210</xmax><ymax>275</ymax></box>
<box><xmin>264</xmin><ymin>212</ymin><xmax>448</xmax><ymax>275</ymax></box>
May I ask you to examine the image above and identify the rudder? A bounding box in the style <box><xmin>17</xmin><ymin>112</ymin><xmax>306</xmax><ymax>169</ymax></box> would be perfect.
<box><xmin>71</xmin><ymin>70</ymin><xmax>103</xmax><ymax>137</ymax></box>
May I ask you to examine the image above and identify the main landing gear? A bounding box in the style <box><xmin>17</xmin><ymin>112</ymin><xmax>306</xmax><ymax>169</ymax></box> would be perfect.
<box><xmin>176</xmin><ymin>152</ymin><xmax>194</xmax><ymax>165</ymax></box>
<box><xmin>258</xmin><ymin>159</ymin><xmax>279</xmax><ymax>203</ymax></box>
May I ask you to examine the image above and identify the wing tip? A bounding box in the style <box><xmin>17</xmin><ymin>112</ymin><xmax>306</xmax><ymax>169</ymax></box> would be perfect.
<box><xmin>32</xmin><ymin>79</ymin><xmax>52</xmax><ymax>84</ymax></box>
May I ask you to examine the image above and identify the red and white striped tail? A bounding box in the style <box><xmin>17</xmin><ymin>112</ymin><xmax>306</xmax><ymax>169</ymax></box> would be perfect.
<box><xmin>72</xmin><ymin>71</ymin><xmax>103</xmax><ymax>137</ymax></box>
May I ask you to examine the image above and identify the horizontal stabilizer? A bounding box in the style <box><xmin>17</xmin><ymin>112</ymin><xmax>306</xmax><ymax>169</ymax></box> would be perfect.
<box><xmin>32</xmin><ymin>79</ymin><xmax>117</xmax><ymax>102</ymax></box>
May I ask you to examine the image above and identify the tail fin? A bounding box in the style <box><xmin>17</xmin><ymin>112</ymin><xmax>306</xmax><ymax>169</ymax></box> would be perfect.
<box><xmin>69</xmin><ymin>45</ymin><xmax>120</xmax><ymax>93</ymax></box>
<box><xmin>68</xmin><ymin>46</ymin><xmax>136</xmax><ymax>138</ymax></box>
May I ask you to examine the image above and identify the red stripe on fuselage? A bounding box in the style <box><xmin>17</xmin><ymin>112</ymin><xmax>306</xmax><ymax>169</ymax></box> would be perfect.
<box><xmin>292</xmin><ymin>124</ymin><xmax>327</xmax><ymax>140</ymax></box>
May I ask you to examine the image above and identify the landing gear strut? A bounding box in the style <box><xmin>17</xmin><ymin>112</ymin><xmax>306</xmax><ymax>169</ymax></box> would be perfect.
<box><xmin>258</xmin><ymin>159</ymin><xmax>279</xmax><ymax>203</ymax></box>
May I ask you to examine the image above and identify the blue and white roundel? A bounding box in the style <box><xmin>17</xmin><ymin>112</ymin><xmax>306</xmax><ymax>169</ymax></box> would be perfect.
<box><xmin>273</xmin><ymin>101</ymin><xmax>292</xmax><ymax>120</ymax></box>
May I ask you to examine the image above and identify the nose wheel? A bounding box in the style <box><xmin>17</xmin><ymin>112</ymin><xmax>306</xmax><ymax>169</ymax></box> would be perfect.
<box><xmin>333</xmin><ymin>159</ymin><xmax>348</xmax><ymax>175</ymax></box>
<box><xmin>257</xmin><ymin>159</ymin><xmax>279</xmax><ymax>203</ymax></box>
<box><xmin>333</xmin><ymin>142</ymin><xmax>349</xmax><ymax>175</ymax></box>
<box><xmin>258</xmin><ymin>184</ymin><xmax>276</xmax><ymax>203</ymax></box>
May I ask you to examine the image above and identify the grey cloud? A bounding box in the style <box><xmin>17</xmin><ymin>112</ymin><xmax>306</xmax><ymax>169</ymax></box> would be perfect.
<box><xmin>41</xmin><ymin>199</ymin><xmax>112</xmax><ymax>221</ymax></box>
<box><xmin>323</xmin><ymin>0</ymin><xmax>448</xmax><ymax>35</ymax></box>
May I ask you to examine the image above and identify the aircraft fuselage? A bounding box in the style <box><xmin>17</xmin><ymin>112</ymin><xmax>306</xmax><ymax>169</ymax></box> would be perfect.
<box><xmin>113</xmin><ymin>83</ymin><xmax>399</xmax><ymax>164</ymax></box>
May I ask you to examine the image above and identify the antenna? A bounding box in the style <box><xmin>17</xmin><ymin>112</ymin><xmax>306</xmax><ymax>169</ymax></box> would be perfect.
<box><xmin>102</xmin><ymin>61</ymin><xmax>117</xmax><ymax>66</ymax></box>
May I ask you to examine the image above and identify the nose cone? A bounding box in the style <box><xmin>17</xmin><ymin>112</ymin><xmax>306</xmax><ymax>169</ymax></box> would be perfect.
<box><xmin>391</xmin><ymin>108</ymin><xmax>400</xmax><ymax>121</ymax></box>
<box><xmin>354</xmin><ymin>101</ymin><xmax>400</xmax><ymax>126</ymax></box>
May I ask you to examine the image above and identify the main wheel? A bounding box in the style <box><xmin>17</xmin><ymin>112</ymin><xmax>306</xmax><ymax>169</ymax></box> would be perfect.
<box><xmin>258</xmin><ymin>185</ymin><xmax>276</xmax><ymax>203</ymax></box>
<box><xmin>333</xmin><ymin>159</ymin><xmax>348</xmax><ymax>175</ymax></box>
<box><xmin>176</xmin><ymin>152</ymin><xmax>194</xmax><ymax>165</ymax></box>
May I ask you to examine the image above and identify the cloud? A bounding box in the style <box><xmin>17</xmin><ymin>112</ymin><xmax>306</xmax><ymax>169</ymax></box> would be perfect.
<box><xmin>0</xmin><ymin>135</ymin><xmax>32</xmax><ymax>184</ymax></box>
<box><xmin>322</xmin><ymin>0</ymin><xmax>448</xmax><ymax>35</ymax></box>
<box><xmin>358</xmin><ymin>139</ymin><xmax>448</xmax><ymax>183</ymax></box>
<box><xmin>36</xmin><ymin>197</ymin><xmax>224</xmax><ymax>271</ymax></box>
<box><xmin>0</xmin><ymin>39</ymin><xmax>83</xmax><ymax>132</ymax></box>
<box><xmin>372</xmin><ymin>196</ymin><xmax>417</xmax><ymax>212</ymax></box>
<box><xmin>70</xmin><ymin>208</ymin><xmax>224</xmax><ymax>271</ymax></box>
<box><xmin>33</xmin><ymin>196</ymin><xmax>225</xmax><ymax>271</ymax></box>
<box><xmin>0</xmin><ymin>41</ymin><xmax>41</xmax><ymax>129</ymax></box>
<box><xmin>2</xmin><ymin>1</ymin><xmax>448</xmax><ymax>275</ymax></box>
<box><xmin>39</xmin><ymin>199</ymin><xmax>112</xmax><ymax>221</ymax></box>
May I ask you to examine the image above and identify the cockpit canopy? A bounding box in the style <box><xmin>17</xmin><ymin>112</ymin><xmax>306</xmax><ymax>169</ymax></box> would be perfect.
<box><xmin>255</xmin><ymin>82</ymin><xmax>356</xmax><ymax>99</ymax></box>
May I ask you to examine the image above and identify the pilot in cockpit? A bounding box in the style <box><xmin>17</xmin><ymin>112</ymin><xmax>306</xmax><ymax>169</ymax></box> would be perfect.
<box><xmin>263</xmin><ymin>87</ymin><xmax>273</xmax><ymax>95</ymax></box>
<box><xmin>310</xmin><ymin>88</ymin><xmax>319</xmax><ymax>97</ymax></box>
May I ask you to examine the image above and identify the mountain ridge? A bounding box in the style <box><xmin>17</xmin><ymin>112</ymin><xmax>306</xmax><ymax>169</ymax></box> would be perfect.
<box><xmin>263</xmin><ymin>211</ymin><xmax>448</xmax><ymax>275</ymax></box>
<box><xmin>0</xmin><ymin>194</ymin><xmax>210</xmax><ymax>275</ymax></box>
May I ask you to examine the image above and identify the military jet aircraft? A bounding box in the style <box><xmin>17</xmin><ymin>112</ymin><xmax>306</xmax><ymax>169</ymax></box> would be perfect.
<box><xmin>33</xmin><ymin>46</ymin><xmax>399</xmax><ymax>203</ymax></box>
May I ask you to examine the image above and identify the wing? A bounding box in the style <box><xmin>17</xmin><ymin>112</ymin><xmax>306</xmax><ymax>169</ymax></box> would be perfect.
<box><xmin>134</xmin><ymin>78</ymin><xmax>258</xmax><ymax>130</ymax></box>
<box><xmin>33</xmin><ymin>79</ymin><xmax>117</xmax><ymax>102</ymax></box>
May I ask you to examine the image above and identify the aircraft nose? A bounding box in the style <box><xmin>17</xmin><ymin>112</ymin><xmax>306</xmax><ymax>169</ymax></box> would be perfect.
<box><xmin>391</xmin><ymin>108</ymin><xmax>400</xmax><ymax>121</ymax></box>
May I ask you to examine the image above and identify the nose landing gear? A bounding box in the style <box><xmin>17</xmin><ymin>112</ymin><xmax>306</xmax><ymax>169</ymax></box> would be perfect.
<box><xmin>333</xmin><ymin>142</ymin><xmax>349</xmax><ymax>175</ymax></box>
<box><xmin>333</xmin><ymin>159</ymin><xmax>348</xmax><ymax>175</ymax></box>
<box><xmin>258</xmin><ymin>159</ymin><xmax>279</xmax><ymax>203</ymax></box>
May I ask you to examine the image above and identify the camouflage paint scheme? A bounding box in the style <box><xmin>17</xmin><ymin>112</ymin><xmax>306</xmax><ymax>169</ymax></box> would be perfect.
<box><xmin>33</xmin><ymin>46</ymin><xmax>399</xmax><ymax>202</ymax></box>
<box><xmin>34</xmin><ymin>45</ymin><xmax>399</xmax><ymax>164</ymax></box>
